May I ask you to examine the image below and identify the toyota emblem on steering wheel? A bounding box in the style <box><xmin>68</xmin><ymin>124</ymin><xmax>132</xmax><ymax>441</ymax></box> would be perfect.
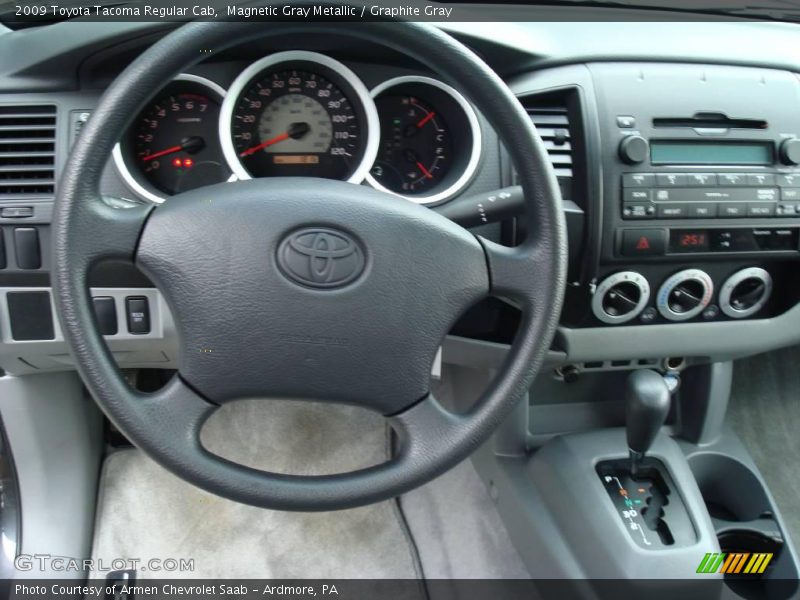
<box><xmin>277</xmin><ymin>227</ymin><xmax>366</xmax><ymax>289</ymax></box>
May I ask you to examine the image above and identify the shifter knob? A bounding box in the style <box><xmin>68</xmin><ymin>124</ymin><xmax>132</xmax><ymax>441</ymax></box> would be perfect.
<box><xmin>625</xmin><ymin>369</ymin><xmax>671</xmax><ymax>475</ymax></box>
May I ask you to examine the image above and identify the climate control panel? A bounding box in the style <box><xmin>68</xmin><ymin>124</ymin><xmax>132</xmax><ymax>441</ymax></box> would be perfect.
<box><xmin>591</xmin><ymin>266</ymin><xmax>778</xmax><ymax>326</ymax></box>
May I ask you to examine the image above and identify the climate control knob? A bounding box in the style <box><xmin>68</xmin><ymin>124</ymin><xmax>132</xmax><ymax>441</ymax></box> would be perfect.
<box><xmin>719</xmin><ymin>267</ymin><xmax>772</xmax><ymax>319</ymax></box>
<box><xmin>592</xmin><ymin>271</ymin><xmax>651</xmax><ymax>324</ymax></box>
<box><xmin>656</xmin><ymin>269</ymin><xmax>714</xmax><ymax>322</ymax></box>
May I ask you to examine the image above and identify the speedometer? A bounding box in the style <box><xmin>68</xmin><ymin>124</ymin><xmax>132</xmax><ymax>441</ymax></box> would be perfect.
<box><xmin>220</xmin><ymin>51</ymin><xmax>379</xmax><ymax>183</ymax></box>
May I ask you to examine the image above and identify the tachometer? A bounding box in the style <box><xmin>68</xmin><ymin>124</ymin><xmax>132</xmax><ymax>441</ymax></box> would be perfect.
<box><xmin>113</xmin><ymin>74</ymin><xmax>231</xmax><ymax>203</ymax></box>
<box><xmin>220</xmin><ymin>51</ymin><xmax>378</xmax><ymax>183</ymax></box>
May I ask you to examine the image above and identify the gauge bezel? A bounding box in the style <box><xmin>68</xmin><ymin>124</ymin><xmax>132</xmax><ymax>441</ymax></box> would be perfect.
<box><xmin>112</xmin><ymin>73</ymin><xmax>230</xmax><ymax>204</ymax></box>
<box><xmin>219</xmin><ymin>51</ymin><xmax>379</xmax><ymax>185</ymax></box>
<box><xmin>365</xmin><ymin>75</ymin><xmax>482</xmax><ymax>206</ymax></box>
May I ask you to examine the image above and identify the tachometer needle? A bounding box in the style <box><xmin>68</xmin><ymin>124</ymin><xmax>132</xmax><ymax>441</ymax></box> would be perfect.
<box><xmin>140</xmin><ymin>136</ymin><xmax>205</xmax><ymax>162</ymax></box>
<box><xmin>416</xmin><ymin>161</ymin><xmax>434</xmax><ymax>179</ymax></box>
<box><xmin>416</xmin><ymin>111</ymin><xmax>436</xmax><ymax>128</ymax></box>
<box><xmin>141</xmin><ymin>145</ymin><xmax>184</xmax><ymax>162</ymax></box>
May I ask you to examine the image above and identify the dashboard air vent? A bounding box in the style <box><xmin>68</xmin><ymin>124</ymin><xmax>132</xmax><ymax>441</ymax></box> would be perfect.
<box><xmin>0</xmin><ymin>105</ymin><xmax>57</xmax><ymax>199</ymax></box>
<box><xmin>526</xmin><ymin>105</ymin><xmax>572</xmax><ymax>179</ymax></box>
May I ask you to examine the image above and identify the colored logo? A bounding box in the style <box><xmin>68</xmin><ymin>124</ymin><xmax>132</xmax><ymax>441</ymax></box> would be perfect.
<box><xmin>277</xmin><ymin>227</ymin><xmax>365</xmax><ymax>290</ymax></box>
<box><xmin>697</xmin><ymin>552</ymin><xmax>773</xmax><ymax>575</ymax></box>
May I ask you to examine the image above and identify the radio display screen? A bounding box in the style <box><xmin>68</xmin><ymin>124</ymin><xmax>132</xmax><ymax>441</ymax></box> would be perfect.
<box><xmin>650</xmin><ymin>141</ymin><xmax>774</xmax><ymax>165</ymax></box>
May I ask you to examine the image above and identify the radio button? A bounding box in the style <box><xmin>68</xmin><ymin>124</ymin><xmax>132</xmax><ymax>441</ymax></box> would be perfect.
<box><xmin>781</xmin><ymin>188</ymin><xmax>800</xmax><ymax>201</ymax></box>
<box><xmin>778</xmin><ymin>174</ymin><xmax>800</xmax><ymax>187</ymax></box>
<box><xmin>750</xmin><ymin>187</ymin><xmax>779</xmax><ymax>202</ymax></box>
<box><xmin>747</xmin><ymin>173</ymin><xmax>776</xmax><ymax>186</ymax></box>
<box><xmin>688</xmin><ymin>203</ymin><xmax>718</xmax><ymax>218</ymax></box>
<box><xmin>623</xmin><ymin>203</ymin><xmax>655</xmax><ymax>219</ymax></box>
<box><xmin>656</xmin><ymin>173</ymin><xmax>687</xmax><ymax>187</ymax></box>
<box><xmin>686</xmin><ymin>173</ymin><xmax>717</xmax><ymax>186</ymax></box>
<box><xmin>657</xmin><ymin>204</ymin><xmax>687</xmax><ymax>219</ymax></box>
<box><xmin>711</xmin><ymin>230</ymin><xmax>734</xmax><ymax>251</ymax></box>
<box><xmin>622</xmin><ymin>173</ymin><xmax>655</xmax><ymax>187</ymax></box>
<box><xmin>616</xmin><ymin>116</ymin><xmax>636</xmax><ymax>129</ymax></box>
<box><xmin>717</xmin><ymin>173</ymin><xmax>749</xmax><ymax>186</ymax></box>
<box><xmin>747</xmin><ymin>203</ymin><xmax>776</xmax><ymax>217</ymax></box>
<box><xmin>719</xmin><ymin>203</ymin><xmax>747</xmax><ymax>218</ymax></box>
<box><xmin>624</xmin><ymin>189</ymin><xmax>652</xmax><ymax>202</ymax></box>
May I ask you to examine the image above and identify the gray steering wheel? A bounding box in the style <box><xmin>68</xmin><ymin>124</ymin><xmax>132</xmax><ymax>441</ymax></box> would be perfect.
<box><xmin>52</xmin><ymin>18</ymin><xmax>566</xmax><ymax>511</ymax></box>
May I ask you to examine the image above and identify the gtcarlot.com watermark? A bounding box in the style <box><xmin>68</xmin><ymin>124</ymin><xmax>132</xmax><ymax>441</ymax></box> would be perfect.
<box><xmin>15</xmin><ymin>553</ymin><xmax>195</xmax><ymax>573</ymax></box>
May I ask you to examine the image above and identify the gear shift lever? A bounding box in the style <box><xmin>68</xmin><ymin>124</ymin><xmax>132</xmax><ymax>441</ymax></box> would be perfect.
<box><xmin>625</xmin><ymin>370</ymin><xmax>671</xmax><ymax>477</ymax></box>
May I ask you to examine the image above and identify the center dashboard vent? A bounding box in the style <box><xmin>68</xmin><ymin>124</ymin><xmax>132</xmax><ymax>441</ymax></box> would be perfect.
<box><xmin>526</xmin><ymin>104</ymin><xmax>573</xmax><ymax>180</ymax></box>
<box><xmin>0</xmin><ymin>104</ymin><xmax>57</xmax><ymax>199</ymax></box>
<box><xmin>512</xmin><ymin>91</ymin><xmax>580</xmax><ymax>203</ymax></box>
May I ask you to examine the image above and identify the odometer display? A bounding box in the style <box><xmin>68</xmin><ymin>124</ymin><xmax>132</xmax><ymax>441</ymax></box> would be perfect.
<box><xmin>222</xmin><ymin>52</ymin><xmax>378</xmax><ymax>183</ymax></box>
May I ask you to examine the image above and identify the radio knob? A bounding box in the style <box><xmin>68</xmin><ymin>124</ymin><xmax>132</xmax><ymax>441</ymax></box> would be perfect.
<box><xmin>779</xmin><ymin>138</ymin><xmax>800</xmax><ymax>166</ymax></box>
<box><xmin>619</xmin><ymin>135</ymin><xmax>648</xmax><ymax>165</ymax></box>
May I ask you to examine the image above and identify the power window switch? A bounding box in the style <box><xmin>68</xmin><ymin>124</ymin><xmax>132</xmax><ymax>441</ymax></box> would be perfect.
<box><xmin>92</xmin><ymin>297</ymin><xmax>118</xmax><ymax>335</ymax></box>
<box><xmin>125</xmin><ymin>296</ymin><xmax>150</xmax><ymax>334</ymax></box>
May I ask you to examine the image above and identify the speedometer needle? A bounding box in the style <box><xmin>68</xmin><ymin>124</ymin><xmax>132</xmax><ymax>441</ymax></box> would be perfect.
<box><xmin>239</xmin><ymin>122</ymin><xmax>311</xmax><ymax>157</ymax></box>
<box><xmin>239</xmin><ymin>132</ymin><xmax>289</xmax><ymax>157</ymax></box>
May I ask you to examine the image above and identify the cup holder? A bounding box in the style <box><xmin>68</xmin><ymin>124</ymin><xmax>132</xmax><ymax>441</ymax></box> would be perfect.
<box><xmin>689</xmin><ymin>453</ymin><xmax>798</xmax><ymax>600</ymax></box>
<box><xmin>718</xmin><ymin>530</ymin><xmax>796</xmax><ymax>600</ymax></box>
<box><xmin>690</xmin><ymin>454</ymin><xmax>771</xmax><ymax>522</ymax></box>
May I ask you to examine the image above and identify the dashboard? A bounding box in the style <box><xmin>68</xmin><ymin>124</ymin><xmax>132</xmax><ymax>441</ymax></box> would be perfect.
<box><xmin>2</xmin><ymin>17</ymin><xmax>800</xmax><ymax>376</ymax></box>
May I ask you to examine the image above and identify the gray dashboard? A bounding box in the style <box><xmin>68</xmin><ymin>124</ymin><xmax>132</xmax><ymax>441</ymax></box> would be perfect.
<box><xmin>2</xmin><ymin>15</ymin><xmax>800</xmax><ymax>377</ymax></box>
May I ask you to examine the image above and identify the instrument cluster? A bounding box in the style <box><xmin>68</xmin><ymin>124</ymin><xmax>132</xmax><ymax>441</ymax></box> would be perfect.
<box><xmin>114</xmin><ymin>51</ymin><xmax>482</xmax><ymax>206</ymax></box>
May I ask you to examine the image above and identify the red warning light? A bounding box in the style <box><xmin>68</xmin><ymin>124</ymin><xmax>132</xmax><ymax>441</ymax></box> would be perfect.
<box><xmin>184</xmin><ymin>158</ymin><xmax>194</xmax><ymax>168</ymax></box>
<box><xmin>172</xmin><ymin>157</ymin><xmax>182</xmax><ymax>168</ymax></box>
<box><xmin>636</xmin><ymin>236</ymin><xmax>650</xmax><ymax>250</ymax></box>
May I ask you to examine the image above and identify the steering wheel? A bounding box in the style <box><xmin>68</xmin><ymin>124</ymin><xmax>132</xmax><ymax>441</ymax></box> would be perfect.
<box><xmin>52</xmin><ymin>17</ymin><xmax>566</xmax><ymax>511</ymax></box>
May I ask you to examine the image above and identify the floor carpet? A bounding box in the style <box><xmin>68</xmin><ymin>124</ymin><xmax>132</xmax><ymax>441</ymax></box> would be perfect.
<box><xmin>91</xmin><ymin>398</ymin><xmax>527</xmax><ymax>581</ymax></box>
<box><xmin>728</xmin><ymin>346</ymin><xmax>800</xmax><ymax>548</ymax></box>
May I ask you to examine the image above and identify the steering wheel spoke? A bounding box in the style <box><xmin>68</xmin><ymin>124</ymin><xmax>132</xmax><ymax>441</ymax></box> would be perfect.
<box><xmin>55</xmin><ymin>193</ymin><xmax>154</xmax><ymax>269</ymax></box>
<box><xmin>389</xmin><ymin>393</ymin><xmax>466</xmax><ymax>462</ymax></box>
<box><xmin>479</xmin><ymin>236</ymin><xmax>551</xmax><ymax>308</ymax></box>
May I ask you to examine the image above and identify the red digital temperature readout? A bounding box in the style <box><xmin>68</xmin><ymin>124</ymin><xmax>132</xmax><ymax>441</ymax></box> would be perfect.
<box><xmin>679</xmin><ymin>232</ymin><xmax>707</xmax><ymax>248</ymax></box>
<box><xmin>670</xmin><ymin>229</ymin><xmax>711</xmax><ymax>253</ymax></box>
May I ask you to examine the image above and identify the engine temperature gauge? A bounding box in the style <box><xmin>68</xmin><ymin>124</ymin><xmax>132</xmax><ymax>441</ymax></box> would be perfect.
<box><xmin>366</xmin><ymin>76</ymin><xmax>481</xmax><ymax>205</ymax></box>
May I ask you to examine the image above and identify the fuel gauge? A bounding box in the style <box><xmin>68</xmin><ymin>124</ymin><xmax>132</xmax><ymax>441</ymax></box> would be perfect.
<box><xmin>367</xmin><ymin>76</ymin><xmax>481</xmax><ymax>205</ymax></box>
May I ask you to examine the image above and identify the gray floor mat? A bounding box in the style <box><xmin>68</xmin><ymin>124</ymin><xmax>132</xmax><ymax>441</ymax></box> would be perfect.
<box><xmin>728</xmin><ymin>346</ymin><xmax>800</xmax><ymax>548</ymax></box>
<box><xmin>92</xmin><ymin>400</ymin><xmax>421</xmax><ymax>579</ymax></box>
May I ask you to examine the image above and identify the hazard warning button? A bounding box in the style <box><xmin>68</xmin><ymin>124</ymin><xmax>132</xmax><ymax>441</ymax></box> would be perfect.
<box><xmin>621</xmin><ymin>228</ymin><xmax>667</xmax><ymax>256</ymax></box>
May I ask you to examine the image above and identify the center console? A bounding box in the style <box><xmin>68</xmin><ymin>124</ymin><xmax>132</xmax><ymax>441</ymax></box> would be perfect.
<box><xmin>580</xmin><ymin>63</ymin><xmax>800</xmax><ymax>330</ymax></box>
